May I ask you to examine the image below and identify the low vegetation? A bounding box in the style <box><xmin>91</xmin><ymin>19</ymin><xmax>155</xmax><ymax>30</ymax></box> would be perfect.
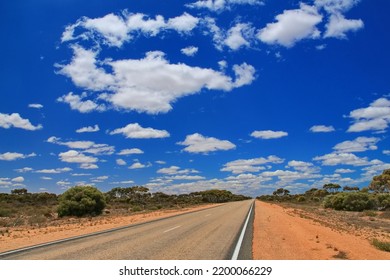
<box><xmin>0</xmin><ymin>186</ymin><xmax>251</xmax><ymax>227</ymax></box>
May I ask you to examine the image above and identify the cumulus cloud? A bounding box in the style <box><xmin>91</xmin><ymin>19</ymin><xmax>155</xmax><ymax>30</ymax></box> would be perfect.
<box><xmin>48</xmin><ymin>136</ymin><xmax>114</xmax><ymax>155</ymax></box>
<box><xmin>0</xmin><ymin>152</ymin><xmax>36</xmax><ymax>161</ymax></box>
<box><xmin>117</xmin><ymin>148</ymin><xmax>144</xmax><ymax>155</ymax></box>
<box><xmin>116</xmin><ymin>159</ymin><xmax>127</xmax><ymax>166</ymax></box>
<box><xmin>157</xmin><ymin>166</ymin><xmax>199</xmax><ymax>175</ymax></box>
<box><xmin>347</xmin><ymin>97</ymin><xmax>390</xmax><ymax>133</ymax></box>
<box><xmin>257</xmin><ymin>3</ymin><xmax>322</xmax><ymax>47</ymax></box>
<box><xmin>250</xmin><ymin>130</ymin><xmax>288</xmax><ymax>139</ymax></box>
<box><xmin>59</xmin><ymin>150</ymin><xmax>98</xmax><ymax>164</ymax></box>
<box><xmin>224</xmin><ymin>23</ymin><xmax>253</xmax><ymax>50</ymax></box>
<box><xmin>11</xmin><ymin>176</ymin><xmax>24</xmax><ymax>183</ymax></box>
<box><xmin>313</xmin><ymin>152</ymin><xmax>373</xmax><ymax>166</ymax></box>
<box><xmin>187</xmin><ymin>0</ymin><xmax>263</xmax><ymax>12</ymax></box>
<box><xmin>62</xmin><ymin>12</ymin><xmax>200</xmax><ymax>47</ymax></box>
<box><xmin>324</xmin><ymin>13</ymin><xmax>363</xmax><ymax>38</ymax></box>
<box><xmin>221</xmin><ymin>155</ymin><xmax>284</xmax><ymax>174</ymax></box>
<box><xmin>178</xmin><ymin>133</ymin><xmax>236</xmax><ymax>154</ymax></box>
<box><xmin>28</xmin><ymin>104</ymin><xmax>43</xmax><ymax>109</ymax></box>
<box><xmin>181</xmin><ymin>46</ymin><xmax>199</xmax><ymax>56</ymax></box>
<box><xmin>57</xmin><ymin>47</ymin><xmax>255</xmax><ymax>114</ymax></box>
<box><xmin>35</xmin><ymin>167</ymin><xmax>72</xmax><ymax>174</ymax></box>
<box><xmin>57</xmin><ymin>92</ymin><xmax>107</xmax><ymax>113</ymax></box>
<box><xmin>129</xmin><ymin>162</ymin><xmax>150</xmax><ymax>169</ymax></box>
<box><xmin>333</xmin><ymin>137</ymin><xmax>380</xmax><ymax>153</ymax></box>
<box><xmin>110</xmin><ymin>123</ymin><xmax>170</xmax><ymax>139</ymax></box>
<box><xmin>310</xmin><ymin>125</ymin><xmax>335</xmax><ymax>133</ymax></box>
<box><xmin>76</xmin><ymin>125</ymin><xmax>100</xmax><ymax>133</ymax></box>
<box><xmin>0</xmin><ymin>113</ymin><xmax>42</xmax><ymax>131</ymax></box>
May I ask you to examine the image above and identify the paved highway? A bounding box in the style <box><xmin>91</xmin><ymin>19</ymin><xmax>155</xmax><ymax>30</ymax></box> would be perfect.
<box><xmin>0</xmin><ymin>200</ymin><xmax>254</xmax><ymax>260</ymax></box>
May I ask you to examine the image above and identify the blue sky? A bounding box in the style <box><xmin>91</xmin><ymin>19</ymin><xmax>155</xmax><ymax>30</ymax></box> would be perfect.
<box><xmin>0</xmin><ymin>0</ymin><xmax>389</xmax><ymax>196</ymax></box>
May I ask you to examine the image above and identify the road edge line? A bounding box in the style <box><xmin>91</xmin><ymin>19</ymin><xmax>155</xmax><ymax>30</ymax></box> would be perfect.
<box><xmin>231</xmin><ymin>200</ymin><xmax>254</xmax><ymax>260</ymax></box>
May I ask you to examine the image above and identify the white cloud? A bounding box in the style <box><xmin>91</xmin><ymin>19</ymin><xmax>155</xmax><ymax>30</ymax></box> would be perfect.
<box><xmin>35</xmin><ymin>167</ymin><xmax>72</xmax><ymax>174</ymax></box>
<box><xmin>117</xmin><ymin>148</ymin><xmax>144</xmax><ymax>155</ymax></box>
<box><xmin>62</xmin><ymin>12</ymin><xmax>200</xmax><ymax>48</ymax></box>
<box><xmin>187</xmin><ymin>0</ymin><xmax>263</xmax><ymax>12</ymax></box>
<box><xmin>221</xmin><ymin>155</ymin><xmax>284</xmax><ymax>174</ymax></box>
<box><xmin>178</xmin><ymin>133</ymin><xmax>236</xmax><ymax>154</ymax></box>
<box><xmin>157</xmin><ymin>166</ymin><xmax>199</xmax><ymax>175</ymax></box>
<box><xmin>76</xmin><ymin>125</ymin><xmax>100</xmax><ymax>133</ymax></box>
<box><xmin>47</xmin><ymin>136</ymin><xmax>114</xmax><ymax>155</ymax></box>
<box><xmin>40</xmin><ymin>177</ymin><xmax>52</xmax><ymax>180</ymax></box>
<box><xmin>57</xmin><ymin>92</ymin><xmax>107</xmax><ymax>113</ymax></box>
<box><xmin>59</xmin><ymin>150</ymin><xmax>98</xmax><ymax>164</ymax></box>
<box><xmin>129</xmin><ymin>162</ymin><xmax>148</xmax><ymax>169</ymax></box>
<box><xmin>28</xmin><ymin>104</ymin><xmax>43</xmax><ymax>109</ymax></box>
<box><xmin>181</xmin><ymin>46</ymin><xmax>199</xmax><ymax>56</ymax></box>
<box><xmin>310</xmin><ymin>125</ymin><xmax>335</xmax><ymax>133</ymax></box>
<box><xmin>0</xmin><ymin>152</ymin><xmax>36</xmax><ymax>161</ymax></box>
<box><xmin>224</xmin><ymin>23</ymin><xmax>252</xmax><ymax>50</ymax></box>
<box><xmin>287</xmin><ymin>160</ymin><xmax>320</xmax><ymax>173</ymax></box>
<box><xmin>333</xmin><ymin>137</ymin><xmax>380</xmax><ymax>153</ymax></box>
<box><xmin>347</xmin><ymin>97</ymin><xmax>390</xmax><ymax>133</ymax></box>
<box><xmin>257</xmin><ymin>3</ymin><xmax>322</xmax><ymax>47</ymax></box>
<box><xmin>324</xmin><ymin>13</ymin><xmax>363</xmax><ymax>38</ymax></box>
<box><xmin>384</xmin><ymin>150</ymin><xmax>390</xmax><ymax>155</ymax></box>
<box><xmin>335</xmin><ymin>168</ymin><xmax>355</xmax><ymax>173</ymax></box>
<box><xmin>110</xmin><ymin>123</ymin><xmax>170</xmax><ymax>139</ymax></box>
<box><xmin>11</xmin><ymin>176</ymin><xmax>24</xmax><ymax>183</ymax></box>
<box><xmin>315</xmin><ymin>0</ymin><xmax>361</xmax><ymax>14</ymax></box>
<box><xmin>0</xmin><ymin>113</ymin><xmax>42</xmax><ymax>131</ymax></box>
<box><xmin>313</xmin><ymin>152</ymin><xmax>373</xmax><ymax>166</ymax></box>
<box><xmin>250</xmin><ymin>130</ymin><xmax>288</xmax><ymax>139</ymax></box>
<box><xmin>116</xmin><ymin>159</ymin><xmax>127</xmax><ymax>166</ymax></box>
<box><xmin>58</xmin><ymin>47</ymin><xmax>255</xmax><ymax>114</ymax></box>
<box><xmin>14</xmin><ymin>167</ymin><xmax>33</xmax><ymax>173</ymax></box>
<box><xmin>80</xmin><ymin>163</ymin><xmax>99</xmax><ymax>169</ymax></box>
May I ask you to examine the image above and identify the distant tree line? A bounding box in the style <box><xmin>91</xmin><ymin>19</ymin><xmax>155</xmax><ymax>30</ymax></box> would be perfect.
<box><xmin>257</xmin><ymin>168</ymin><xmax>390</xmax><ymax>212</ymax></box>
<box><xmin>0</xmin><ymin>186</ymin><xmax>251</xmax><ymax>219</ymax></box>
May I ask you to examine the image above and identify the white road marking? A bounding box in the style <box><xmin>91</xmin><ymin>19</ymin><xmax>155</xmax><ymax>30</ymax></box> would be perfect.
<box><xmin>231</xmin><ymin>201</ymin><xmax>254</xmax><ymax>260</ymax></box>
<box><xmin>163</xmin><ymin>225</ymin><xmax>181</xmax><ymax>233</ymax></box>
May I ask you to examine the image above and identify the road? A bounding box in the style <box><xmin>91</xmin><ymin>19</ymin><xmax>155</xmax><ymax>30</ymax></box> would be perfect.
<box><xmin>0</xmin><ymin>200</ymin><xmax>254</xmax><ymax>260</ymax></box>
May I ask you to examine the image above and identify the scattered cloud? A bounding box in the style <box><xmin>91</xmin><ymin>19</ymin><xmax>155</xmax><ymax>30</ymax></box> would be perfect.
<box><xmin>76</xmin><ymin>124</ymin><xmax>100</xmax><ymax>133</ymax></box>
<box><xmin>313</xmin><ymin>152</ymin><xmax>374</xmax><ymax>166</ymax></box>
<box><xmin>110</xmin><ymin>123</ymin><xmax>170</xmax><ymax>139</ymax></box>
<box><xmin>116</xmin><ymin>159</ymin><xmax>127</xmax><ymax>166</ymax></box>
<box><xmin>187</xmin><ymin>0</ymin><xmax>264</xmax><ymax>12</ymax></box>
<box><xmin>347</xmin><ymin>97</ymin><xmax>390</xmax><ymax>133</ymax></box>
<box><xmin>11</xmin><ymin>176</ymin><xmax>25</xmax><ymax>183</ymax></box>
<box><xmin>221</xmin><ymin>155</ymin><xmax>284</xmax><ymax>174</ymax></box>
<box><xmin>157</xmin><ymin>165</ymin><xmax>199</xmax><ymax>175</ymax></box>
<box><xmin>57</xmin><ymin>47</ymin><xmax>255</xmax><ymax>114</ymax></box>
<box><xmin>57</xmin><ymin>92</ymin><xmax>107</xmax><ymax>113</ymax></box>
<box><xmin>129</xmin><ymin>162</ymin><xmax>150</xmax><ymax>169</ymax></box>
<box><xmin>0</xmin><ymin>113</ymin><xmax>42</xmax><ymax>131</ymax></box>
<box><xmin>178</xmin><ymin>133</ymin><xmax>236</xmax><ymax>154</ymax></box>
<box><xmin>117</xmin><ymin>148</ymin><xmax>144</xmax><ymax>155</ymax></box>
<box><xmin>335</xmin><ymin>168</ymin><xmax>355</xmax><ymax>173</ymax></box>
<box><xmin>333</xmin><ymin>137</ymin><xmax>380</xmax><ymax>153</ymax></box>
<box><xmin>59</xmin><ymin>150</ymin><xmax>98</xmax><ymax>166</ymax></box>
<box><xmin>181</xmin><ymin>46</ymin><xmax>199</xmax><ymax>56</ymax></box>
<box><xmin>224</xmin><ymin>23</ymin><xmax>253</xmax><ymax>50</ymax></box>
<box><xmin>47</xmin><ymin>136</ymin><xmax>114</xmax><ymax>155</ymax></box>
<box><xmin>250</xmin><ymin>130</ymin><xmax>288</xmax><ymax>139</ymax></box>
<box><xmin>324</xmin><ymin>13</ymin><xmax>363</xmax><ymax>38</ymax></box>
<box><xmin>310</xmin><ymin>125</ymin><xmax>335</xmax><ymax>133</ymax></box>
<box><xmin>28</xmin><ymin>104</ymin><xmax>44</xmax><ymax>109</ymax></box>
<box><xmin>35</xmin><ymin>167</ymin><xmax>72</xmax><ymax>174</ymax></box>
<box><xmin>257</xmin><ymin>3</ymin><xmax>322</xmax><ymax>47</ymax></box>
<box><xmin>0</xmin><ymin>152</ymin><xmax>36</xmax><ymax>161</ymax></box>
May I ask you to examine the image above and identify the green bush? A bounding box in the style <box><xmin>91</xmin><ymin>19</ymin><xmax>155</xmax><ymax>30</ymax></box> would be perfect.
<box><xmin>375</xmin><ymin>194</ymin><xmax>390</xmax><ymax>210</ymax></box>
<box><xmin>57</xmin><ymin>186</ymin><xmax>106</xmax><ymax>217</ymax></box>
<box><xmin>296</xmin><ymin>196</ymin><xmax>306</xmax><ymax>202</ymax></box>
<box><xmin>323</xmin><ymin>192</ymin><xmax>375</xmax><ymax>211</ymax></box>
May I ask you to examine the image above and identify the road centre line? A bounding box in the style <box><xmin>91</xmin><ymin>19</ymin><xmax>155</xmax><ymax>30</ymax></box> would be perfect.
<box><xmin>163</xmin><ymin>225</ymin><xmax>181</xmax><ymax>233</ymax></box>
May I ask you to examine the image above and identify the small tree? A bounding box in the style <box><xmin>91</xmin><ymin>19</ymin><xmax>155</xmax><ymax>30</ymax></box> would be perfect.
<box><xmin>57</xmin><ymin>186</ymin><xmax>106</xmax><ymax>217</ymax></box>
<box><xmin>369</xmin><ymin>169</ymin><xmax>390</xmax><ymax>193</ymax></box>
<box><xmin>11</xmin><ymin>188</ymin><xmax>28</xmax><ymax>195</ymax></box>
<box><xmin>323</xmin><ymin>183</ymin><xmax>341</xmax><ymax>193</ymax></box>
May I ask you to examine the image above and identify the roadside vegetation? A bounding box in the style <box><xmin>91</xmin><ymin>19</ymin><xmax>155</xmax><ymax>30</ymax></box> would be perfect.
<box><xmin>0</xmin><ymin>186</ymin><xmax>251</xmax><ymax>229</ymax></box>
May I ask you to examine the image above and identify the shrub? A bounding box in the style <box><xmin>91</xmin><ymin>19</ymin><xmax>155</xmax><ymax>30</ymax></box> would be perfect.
<box><xmin>57</xmin><ymin>186</ymin><xmax>106</xmax><ymax>217</ymax></box>
<box><xmin>372</xmin><ymin>239</ymin><xmax>390</xmax><ymax>252</ymax></box>
<box><xmin>375</xmin><ymin>194</ymin><xmax>390</xmax><ymax>210</ymax></box>
<box><xmin>296</xmin><ymin>196</ymin><xmax>306</xmax><ymax>202</ymax></box>
<box><xmin>323</xmin><ymin>192</ymin><xmax>375</xmax><ymax>211</ymax></box>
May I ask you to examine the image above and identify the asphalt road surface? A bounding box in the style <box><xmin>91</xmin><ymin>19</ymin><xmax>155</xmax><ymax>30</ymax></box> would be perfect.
<box><xmin>1</xmin><ymin>200</ymin><xmax>254</xmax><ymax>260</ymax></box>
